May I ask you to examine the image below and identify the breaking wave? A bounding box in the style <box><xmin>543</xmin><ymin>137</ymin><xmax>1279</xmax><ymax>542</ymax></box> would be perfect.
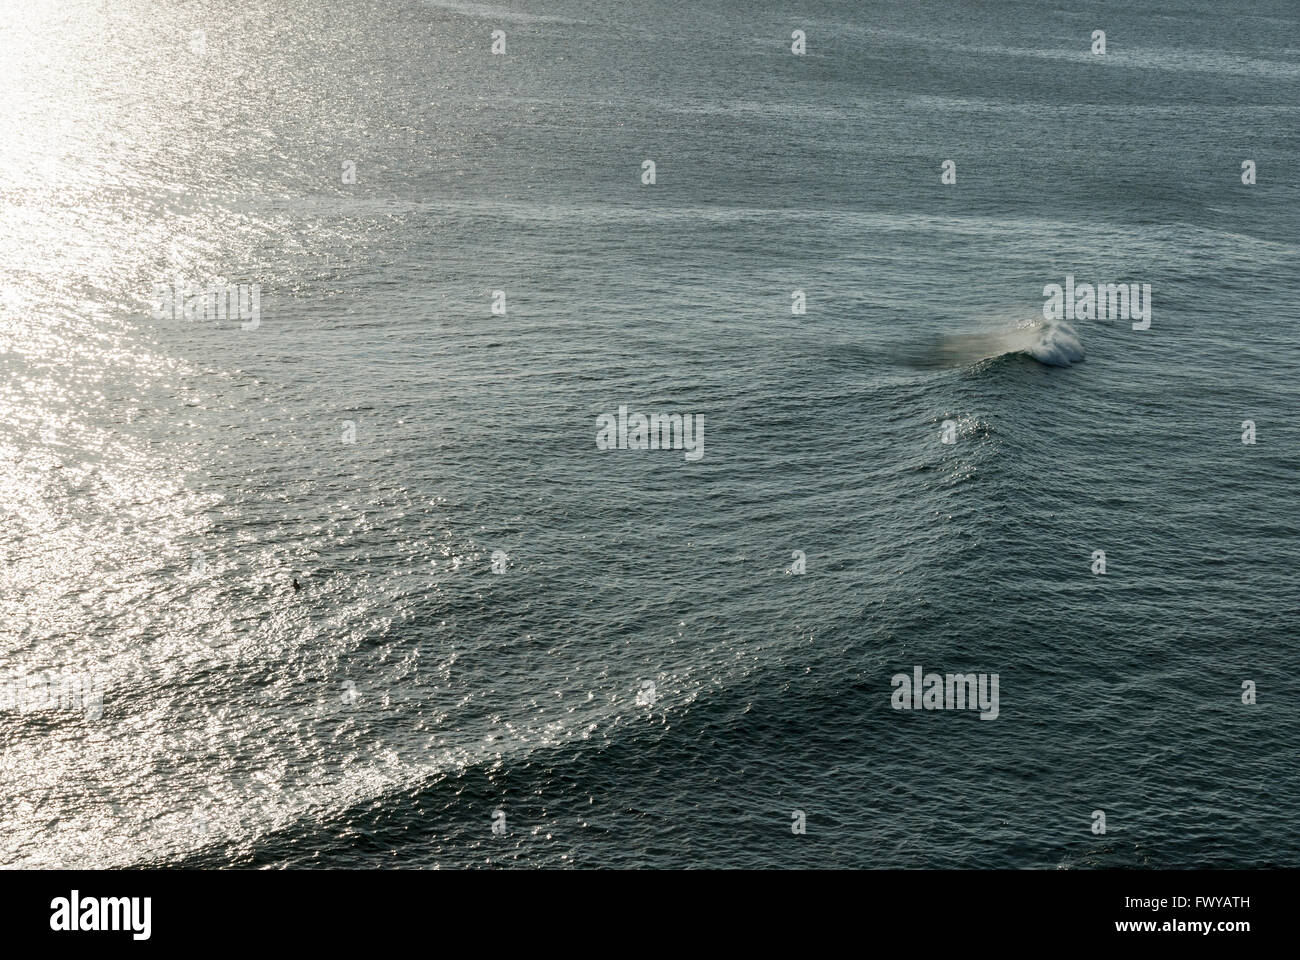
<box><xmin>931</xmin><ymin>319</ymin><xmax>1084</xmax><ymax>368</ymax></box>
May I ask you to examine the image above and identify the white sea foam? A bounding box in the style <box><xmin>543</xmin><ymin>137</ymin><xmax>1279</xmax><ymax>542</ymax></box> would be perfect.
<box><xmin>1023</xmin><ymin>321</ymin><xmax>1084</xmax><ymax>367</ymax></box>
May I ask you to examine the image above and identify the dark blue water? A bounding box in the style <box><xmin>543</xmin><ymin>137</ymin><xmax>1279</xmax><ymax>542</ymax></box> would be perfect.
<box><xmin>1</xmin><ymin>0</ymin><xmax>1296</xmax><ymax>868</ymax></box>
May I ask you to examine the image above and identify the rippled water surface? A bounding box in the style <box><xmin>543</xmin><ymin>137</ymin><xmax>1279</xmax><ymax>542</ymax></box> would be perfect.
<box><xmin>1</xmin><ymin>0</ymin><xmax>1298</xmax><ymax>868</ymax></box>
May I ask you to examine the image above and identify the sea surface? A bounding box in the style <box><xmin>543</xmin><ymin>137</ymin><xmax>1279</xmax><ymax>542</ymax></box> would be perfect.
<box><xmin>1</xmin><ymin>0</ymin><xmax>1298</xmax><ymax>868</ymax></box>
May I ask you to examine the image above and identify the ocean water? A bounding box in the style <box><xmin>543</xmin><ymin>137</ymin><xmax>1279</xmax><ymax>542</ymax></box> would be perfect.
<box><xmin>1</xmin><ymin>0</ymin><xmax>1297</xmax><ymax>869</ymax></box>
